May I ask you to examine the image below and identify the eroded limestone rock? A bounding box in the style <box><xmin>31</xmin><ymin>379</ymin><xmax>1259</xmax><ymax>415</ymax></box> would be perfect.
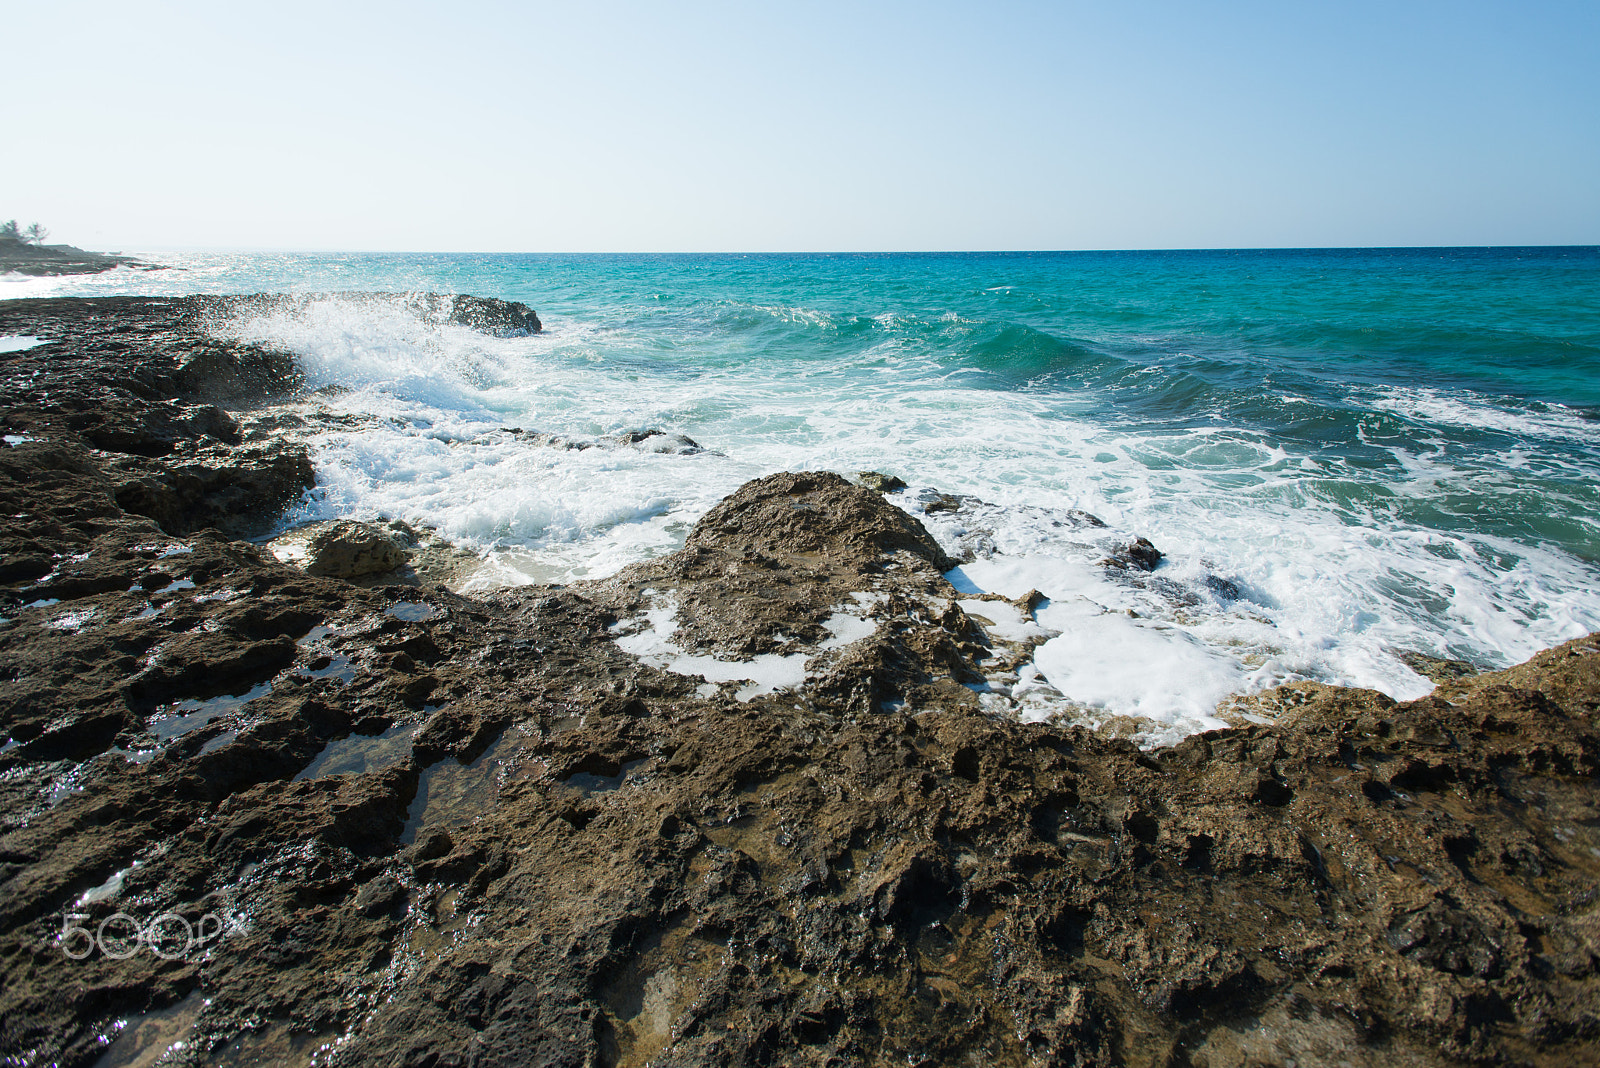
<box><xmin>2</xmin><ymin>295</ymin><xmax>1597</xmax><ymax>1068</ymax></box>
<box><xmin>305</xmin><ymin>521</ymin><xmax>407</xmax><ymax>579</ymax></box>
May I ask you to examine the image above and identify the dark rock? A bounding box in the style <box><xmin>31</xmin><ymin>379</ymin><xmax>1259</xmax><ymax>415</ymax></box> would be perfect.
<box><xmin>193</xmin><ymin>292</ymin><xmax>541</xmax><ymax>341</ymax></box>
<box><xmin>3</xmin><ymin>295</ymin><xmax>1599</xmax><ymax>1068</ymax></box>
<box><xmin>167</xmin><ymin>339</ymin><xmax>303</xmax><ymax>403</ymax></box>
<box><xmin>111</xmin><ymin>442</ymin><xmax>315</xmax><ymax>537</ymax></box>
<box><xmin>1205</xmin><ymin>572</ymin><xmax>1242</xmax><ymax>601</ymax></box>
<box><xmin>353</xmin><ymin>873</ymin><xmax>408</xmax><ymax>918</ymax></box>
<box><xmin>922</xmin><ymin>491</ymin><xmax>968</xmax><ymax>513</ymax></box>
<box><xmin>305</xmin><ymin>521</ymin><xmax>408</xmax><ymax>579</ymax></box>
<box><xmin>411</xmin><ymin>829</ymin><xmax>455</xmax><ymax>862</ymax></box>
<box><xmin>853</xmin><ymin>470</ymin><xmax>907</xmax><ymax>493</ymax></box>
<box><xmin>445</xmin><ymin>294</ymin><xmax>542</xmax><ymax>335</ymax></box>
<box><xmin>1102</xmin><ymin>535</ymin><xmax>1163</xmax><ymax>571</ymax></box>
<box><xmin>0</xmin><ymin>238</ymin><xmax>157</xmax><ymax>276</ymax></box>
<box><xmin>1394</xmin><ymin>647</ymin><xmax>1484</xmax><ymax>684</ymax></box>
<box><xmin>606</xmin><ymin>429</ymin><xmax>702</xmax><ymax>454</ymax></box>
<box><xmin>682</xmin><ymin>470</ymin><xmax>954</xmax><ymax>573</ymax></box>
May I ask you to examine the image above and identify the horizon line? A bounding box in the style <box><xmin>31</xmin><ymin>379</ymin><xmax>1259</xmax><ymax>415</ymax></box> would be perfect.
<box><xmin>96</xmin><ymin>243</ymin><xmax>1600</xmax><ymax>257</ymax></box>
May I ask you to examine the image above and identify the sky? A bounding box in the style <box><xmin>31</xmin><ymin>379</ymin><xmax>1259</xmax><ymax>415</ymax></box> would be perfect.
<box><xmin>4</xmin><ymin>0</ymin><xmax>1598</xmax><ymax>252</ymax></box>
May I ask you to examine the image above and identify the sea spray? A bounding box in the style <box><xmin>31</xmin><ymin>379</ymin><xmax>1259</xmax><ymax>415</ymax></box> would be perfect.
<box><xmin>12</xmin><ymin>247</ymin><xmax>1598</xmax><ymax>742</ymax></box>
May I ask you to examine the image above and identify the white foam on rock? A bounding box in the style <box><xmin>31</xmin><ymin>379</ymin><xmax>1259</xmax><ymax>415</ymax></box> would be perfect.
<box><xmin>611</xmin><ymin>594</ymin><xmax>878</xmax><ymax>702</ymax></box>
<box><xmin>945</xmin><ymin>550</ymin><xmax>1302</xmax><ymax>746</ymax></box>
<box><xmin>1030</xmin><ymin>617</ymin><xmax>1237</xmax><ymax>736</ymax></box>
<box><xmin>957</xmin><ymin>598</ymin><xmax>1054</xmax><ymax>642</ymax></box>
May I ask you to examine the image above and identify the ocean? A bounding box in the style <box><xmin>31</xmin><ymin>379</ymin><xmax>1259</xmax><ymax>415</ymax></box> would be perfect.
<box><xmin>7</xmin><ymin>246</ymin><xmax>1598</xmax><ymax>745</ymax></box>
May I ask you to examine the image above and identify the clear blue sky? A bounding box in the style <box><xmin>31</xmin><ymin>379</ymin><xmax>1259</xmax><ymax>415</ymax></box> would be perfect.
<box><xmin>6</xmin><ymin>0</ymin><xmax>1597</xmax><ymax>252</ymax></box>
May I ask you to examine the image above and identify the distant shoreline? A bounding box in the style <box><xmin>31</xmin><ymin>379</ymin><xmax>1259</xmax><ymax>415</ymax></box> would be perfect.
<box><xmin>0</xmin><ymin>239</ymin><xmax>161</xmax><ymax>276</ymax></box>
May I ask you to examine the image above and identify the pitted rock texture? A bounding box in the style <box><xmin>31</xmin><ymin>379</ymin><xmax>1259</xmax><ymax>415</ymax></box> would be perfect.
<box><xmin>1</xmin><ymin>296</ymin><xmax>1597</xmax><ymax>1068</ymax></box>
<box><xmin>305</xmin><ymin>521</ymin><xmax>409</xmax><ymax>579</ymax></box>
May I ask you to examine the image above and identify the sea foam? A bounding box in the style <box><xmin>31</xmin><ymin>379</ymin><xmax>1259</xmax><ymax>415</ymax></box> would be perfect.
<box><xmin>23</xmin><ymin>250</ymin><xmax>1598</xmax><ymax>746</ymax></box>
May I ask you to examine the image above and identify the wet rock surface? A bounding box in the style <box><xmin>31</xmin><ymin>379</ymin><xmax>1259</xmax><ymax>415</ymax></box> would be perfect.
<box><xmin>305</xmin><ymin>521</ymin><xmax>409</xmax><ymax>579</ymax></box>
<box><xmin>199</xmin><ymin>291</ymin><xmax>542</xmax><ymax>336</ymax></box>
<box><xmin>1</xmin><ymin>297</ymin><xmax>1598</xmax><ymax>1067</ymax></box>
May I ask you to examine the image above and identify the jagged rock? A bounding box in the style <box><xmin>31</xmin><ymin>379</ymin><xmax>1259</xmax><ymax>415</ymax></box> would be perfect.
<box><xmin>1394</xmin><ymin>647</ymin><xmax>1483</xmax><ymax>683</ymax></box>
<box><xmin>853</xmin><ymin>470</ymin><xmax>907</xmax><ymax>492</ymax></box>
<box><xmin>1102</xmin><ymin>535</ymin><xmax>1163</xmax><ymax>571</ymax></box>
<box><xmin>1205</xmin><ymin>572</ymin><xmax>1242</xmax><ymax>600</ymax></box>
<box><xmin>305</xmin><ymin>521</ymin><xmax>407</xmax><ymax>578</ymax></box>
<box><xmin>195</xmin><ymin>292</ymin><xmax>542</xmax><ymax>340</ymax></box>
<box><xmin>167</xmin><ymin>339</ymin><xmax>304</xmax><ymax>403</ymax></box>
<box><xmin>110</xmin><ymin>442</ymin><xmax>315</xmax><ymax>537</ymax></box>
<box><xmin>922</xmin><ymin>491</ymin><xmax>971</xmax><ymax>513</ymax></box>
<box><xmin>444</xmin><ymin>294</ymin><xmax>541</xmax><ymax>335</ymax></box>
<box><xmin>3</xmin><ymin>296</ymin><xmax>1599</xmax><ymax>1068</ymax></box>
<box><xmin>683</xmin><ymin>469</ymin><xmax>955</xmax><ymax>574</ymax></box>
<box><xmin>601</xmin><ymin>428</ymin><xmax>703</xmax><ymax>453</ymax></box>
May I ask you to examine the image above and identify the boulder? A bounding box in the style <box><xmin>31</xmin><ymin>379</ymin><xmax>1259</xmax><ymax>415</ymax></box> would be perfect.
<box><xmin>446</xmin><ymin>295</ymin><xmax>541</xmax><ymax>335</ymax></box>
<box><xmin>305</xmin><ymin>520</ymin><xmax>408</xmax><ymax>578</ymax></box>
<box><xmin>853</xmin><ymin>470</ymin><xmax>907</xmax><ymax>492</ymax></box>
<box><xmin>1102</xmin><ymin>535</ymin><xmax>1163</xmax><ymax>571</ymax></box>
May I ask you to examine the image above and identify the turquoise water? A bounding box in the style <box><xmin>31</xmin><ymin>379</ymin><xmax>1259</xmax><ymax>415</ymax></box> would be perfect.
<box><xmin>8</xmin><ymin>247</ymin><xmax>1598</xmax><ymax>740</ymax></box>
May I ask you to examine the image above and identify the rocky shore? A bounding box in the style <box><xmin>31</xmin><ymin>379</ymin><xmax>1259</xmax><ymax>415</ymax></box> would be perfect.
<box><xmin>0</xmin><ymin>241</ymin><xmax>156</xmax><ymax>276</ymax></box>
<box><xmin>1</xmin><ymin>295</ymin><xmax>1597</xmax><ymax>1067</ymax></box>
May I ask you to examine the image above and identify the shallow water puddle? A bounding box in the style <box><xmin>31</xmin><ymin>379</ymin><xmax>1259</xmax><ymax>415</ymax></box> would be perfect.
<box><xmin>210</xmin><ymin>1021</ymin><xmax>341</xmax><ymax>1067</ymax></box>
<box><xmin>611</xmin><ymin>593</ymin><xmax>878</xmax><ymax>701</ymax></box>
<box><xmin>297</xmin><ymin>653</ymin><xmax>357</xmax><ymax>683</ymax></box>
<box><xmin>407</xmin><ymin>886</ymin><xmax>481</xmax><ymax>962</ymax></box>
<box><xmin>43</xmin><ymin>607</ymin><xmax>97</xmax><ymax>632</ymax></box>
<box><xmin>294</xmin><ymin>724</ymin><xmax>415</xmax><ymax>780</ymax></box>
<box><xmin>400</xmin><ymin>724</ymin><xmax>543</xmax><ymax>844</ymax></box>
<box><xmin>563</xmin><ymin>757</ymin><xmax>650</xmax><ymax>796</ymax></box>
<box><xmin>49</xmin><ymin>764</ymin><xmax>95</xmax><ymax>806</ymax></box>
<box><xmin>104</xmin><ymin>745</ymin><xmax>162</xmax><ymax>764</ymax></box>
<box><xmin>93</xmin><ymin>991</ymin><xmax>206</xmax><ymax>1068</ymax></box>
<box><xmin>600</xmin><ymin>919</ymin><xmax>728</xmax><ymax>1066</ymax></box>
<box><xmin>77</xmin><ymin>861</ymin><xmax>141</xmax><ymax>907</ymax></box>
<box><xmin>149</xmin><ymin>577</ymin><xmax>197</xmax><ymax>596</ymax></box>
<box><xmin>265</xmin><ymin>524</ymin><xmax>317</xmax><ymax>567</ymax></box>
<box><xmin>297</xmin><ymin>624</ymin><xmax>335</xmax><ymax>646</ymax></box>
<box><xmin>147</xmin><ymin>681</ymin><xmax>273</xmax><ymax>742</ymax></box>
<box><xmin>385</xmin><ymin>601</ymin><xmax>441</xmax><ymax>622</ymax></box>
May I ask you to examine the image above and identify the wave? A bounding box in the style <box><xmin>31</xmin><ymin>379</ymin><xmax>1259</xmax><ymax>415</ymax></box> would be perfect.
<box><xmin>1363</xmin><ymin>385</ymin><xmax>1600</xmax><ymax>445</ymax></box>
<box><xmin>126</xmin><ymin>249</ymin><xmax>1600</xmax><ymax>740</ymax></box>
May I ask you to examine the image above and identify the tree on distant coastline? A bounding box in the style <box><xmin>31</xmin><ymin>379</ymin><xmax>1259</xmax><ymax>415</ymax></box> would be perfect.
<box><xmin>0</xmin><ymin>220</ymin><xmax>19</xmax><ymax>243</ymax></box>
<box><xmin>23</xmin><ymin>223</ymin><xmax>49</xmax><ymax>245</ymax></box>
